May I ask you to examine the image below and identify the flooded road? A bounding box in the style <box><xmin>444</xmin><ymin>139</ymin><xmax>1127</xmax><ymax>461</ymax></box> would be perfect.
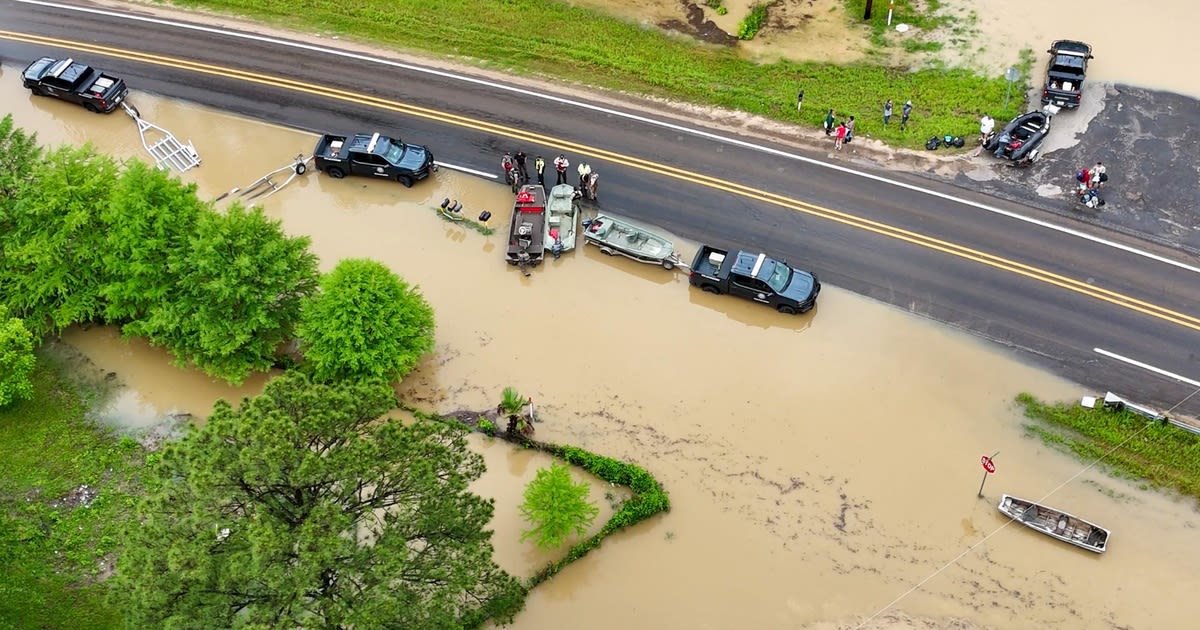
<box><xmin>5</xmin><ymin>71</ymin><xmax>1200</xmax><ymax>629</ymax></box>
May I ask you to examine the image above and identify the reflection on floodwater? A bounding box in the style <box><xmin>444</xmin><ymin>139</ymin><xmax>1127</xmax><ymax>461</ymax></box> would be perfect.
<box><xmin>4</xmin><ymin>74</ymin><xmax>1199</xmax><ymax>629</ymax></box>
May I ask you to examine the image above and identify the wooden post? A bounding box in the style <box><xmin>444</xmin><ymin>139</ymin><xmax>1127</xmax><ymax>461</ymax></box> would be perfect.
<box><xmin>863</xmin><ymin>0</ymin><xmax>873</xmax><ymax>20</ymax></box>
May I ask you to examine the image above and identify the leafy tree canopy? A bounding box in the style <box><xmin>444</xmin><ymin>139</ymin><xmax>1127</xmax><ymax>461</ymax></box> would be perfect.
<box><xmin>113</xmin><ymin>373</ymin><xmax>525</xmax><ymax>629</ymax></box>
<box><xmin>298</xmin><ymin>258</ymin><xmax>435</xmax><ymax>383</ymax></box>
<box><xmin>126</xmin><ymin>204</ymin><xmax>319</xmax><ymax>383</ymax></box>
<box><xmin>0</xmin><ymin>144</ymin><xmax>116</xmax><ymax>335</ymax></box>
<box><xmin>0</xmin><ymin>304</ymin><xmax>36</xmax><ymax>407</ymax></box>
<box><xmin>520</xmin><ymin>462</ymin><xmax>600</xmax><ymax>550</ymax></box>
<box><xmin>100</xmin><ymin>160</ymin><xmax>206</xmax><ymax>323</ymax></box>
<box><xmin>0</xmin><ymin>114</ymin><xmax>42</xmax><ymax>212</ymax></box>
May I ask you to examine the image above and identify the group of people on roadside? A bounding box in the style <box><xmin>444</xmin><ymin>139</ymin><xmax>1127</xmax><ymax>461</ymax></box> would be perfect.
<box><xmin>823</xmin><ymin>99</ymin><xmax>914</xmax><ymax>150</ymax></box>
<box><xmin>1075</xmin><ymin>162</ymin><xmax>1108</xmax><ymax>208</ymax></box>
<box><xmin>501</xmin><ymin>151</ymin><xmax>598</xmax><ymax>199</ymax></box>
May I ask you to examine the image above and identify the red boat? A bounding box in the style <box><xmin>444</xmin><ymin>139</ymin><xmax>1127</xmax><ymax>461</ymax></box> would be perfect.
<box><xmin>505</xmin><ymin>185</ymin><xmax>547</xmax><ymax>271</ymax></box>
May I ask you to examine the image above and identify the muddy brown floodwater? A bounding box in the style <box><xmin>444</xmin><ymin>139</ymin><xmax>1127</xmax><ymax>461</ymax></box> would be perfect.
<box><xmin>4</xmin><ymin>68</ymin><xmax>1200</xmax><ymax>629</ymax></box>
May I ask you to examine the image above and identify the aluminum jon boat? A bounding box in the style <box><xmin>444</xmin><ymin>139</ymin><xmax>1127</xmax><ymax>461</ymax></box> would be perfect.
<box><xmin>998</xmin><ymin>494</ymin><xmax>1110</xmax><ymax>553</ymax></box>
<box><xmin>581</xmin><ymin>214</ymin><xmax>682</xmax><ymax>270</ymax></box>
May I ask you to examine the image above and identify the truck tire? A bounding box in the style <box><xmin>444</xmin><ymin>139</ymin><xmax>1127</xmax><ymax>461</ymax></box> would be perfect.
<box><xmin>777</xmin><ymin>304</ymin><xmax>798</xmax><ymax>315</ymax></box>
<box><xmin>28</xmin><ymin>85</ymin><xmax>45</xmax><ymax>96</ymax></box>
<box><xmin>701</xmin><ymin>284</ymin><xmax>720</xmax><ymax>295</ymax></box>
<box><xmin>83</xmin><ymin>102</ymin><xmax>99</xmax><ymax>113</ymax></box>
<box><xmin>397</xmin><ymin>175</ymin><xmax>413</xmax><ymax>188</ymax></box>
<box><xmin>326</xmin><ymin>167</ymin><xmax>345</xmax><ymax>179</ymax></box>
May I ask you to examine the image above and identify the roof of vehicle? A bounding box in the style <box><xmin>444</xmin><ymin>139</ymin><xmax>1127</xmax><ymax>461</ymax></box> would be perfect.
<box><xmin>730</xmin><ymin>251</ymin><xmax>785</xmax><ymax>280</ymax></box>
<box><xmin>46</xmin><ymin>58</ymin><xmax>94</xmax><ymax>86</ymax></box>
<box><xmin>1050</xmin><ymin>40</ymin><xmax>1093</xmax><ymax>55</ymax></box>
<box><xmin>346</xmin><ymin>132</ymin><xmax>398</xmax><ymax>155</ymax></box>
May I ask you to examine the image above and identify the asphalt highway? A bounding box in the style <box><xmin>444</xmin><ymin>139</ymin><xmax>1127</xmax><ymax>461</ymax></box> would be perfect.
<box><xmin>2</xmin><ymin>0</ymin><xmax>1198</xmax><ymax>414</ymax></box>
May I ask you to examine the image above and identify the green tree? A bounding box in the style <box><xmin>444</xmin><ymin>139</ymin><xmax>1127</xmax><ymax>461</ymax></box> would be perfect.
<box><xmin>0</xmin><ymin>115</ymin><xmax>42</xmax><ymax>213</ymax></box>
<box><xmin>0</xmin><ymin>305</ymin><xmax>36</xmax><ymax>407</ymax></box>
<box><xmin>520</xmin><ymin>462</ymin><xmax>600</xmax><ymax>550</ymax></box>
<box><xmin>0</xmin><ymin>145</ymin><xmax>117</xmax><ymax>334</ymax></box>
<box><xmin>100</xmin><ymin>160</ymin><xmax>205</xmax><ymax>323</ymax></box>
<box><xmin>297</xmin><ymin>258</ymin><xmax>435</xmax><ymax>382</ymax></box>
<box><xmin>113</xmin><ymin>373</ymin><xmax>525</xmax><ymax>629</ymax></box>
<box><xmin>127</xmin><ymin>204</ymin><xmax>319</xmax><ymax>383</ymax></box>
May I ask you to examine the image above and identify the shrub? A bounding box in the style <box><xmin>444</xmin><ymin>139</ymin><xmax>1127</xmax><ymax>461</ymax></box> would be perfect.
<box><xmin>737</xmin><ymin>3</ymin><xmax>769</xmax><ymax>40</ymax></box>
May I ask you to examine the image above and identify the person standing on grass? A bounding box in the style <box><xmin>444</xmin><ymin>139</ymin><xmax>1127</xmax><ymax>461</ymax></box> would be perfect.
<box><xmin>883</xmin><ymin>100</ymin><xmax>893</xmax><ymax>127</ymax></box>
<box><xmin>844</xmin><ymin>116</ymin><xmax>856</xmax><ymax>143</ymax></box>
<box><xmin>796</xmin><ymin>89</ymin><xmax>804</xmax><ymax>111</ymax></box>
<box><xmin>901</xmin><ymin>100</ymin><xmax>913</xmax><ymax>130</ymax></box>
<box><xmin>534</xmin><ymin>155</ymin><xmax>546</xmax><ymax>186</ymax></box>
<box><xmin>834</xmin><ymin>122</ymin><xmax>847</xmax><ymax>150</ymax></box>
<box><xmin>823</xmin><ymin>108</ymin><xmax>835</xmax><ymax>136</ymax></box>
<box><xmin>554</xmin><ymin>154</ymin><xmax>569</xmax><ymax>186</ymax></box>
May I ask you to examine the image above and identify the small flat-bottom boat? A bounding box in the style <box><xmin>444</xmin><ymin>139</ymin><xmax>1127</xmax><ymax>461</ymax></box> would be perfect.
<box><xmin>581</xmin><ymin>214</ymin><xmax>682</xmax><ymax>270</ymax></box>
<box><xmin>998</xmin><ymin>494</ymin><xmax>1110</xmax><ymax>554</ymax></box>
<box><xmin>544</xmin><ymin>184</ymin><xmax>580</xmax><ymax>257</ymax></box>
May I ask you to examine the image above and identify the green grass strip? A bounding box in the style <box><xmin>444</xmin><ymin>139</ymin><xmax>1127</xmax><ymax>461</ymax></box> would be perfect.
<box><xmin>164</xmin><ymin>0</ymin><xmax>1027</xmax><ymax>147</ymax></box>
<box><xmin>0</xmin><ymin>357</ymin><xmax>144</xmax><ymax>630</ymax></box>
<box><xmin>1017</xmin><ymin>393</ymin><xmax>1200</xmax><ymax>504</ymax></box>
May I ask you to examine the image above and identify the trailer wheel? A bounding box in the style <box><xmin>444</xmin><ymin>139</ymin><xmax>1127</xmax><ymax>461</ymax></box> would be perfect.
<box><xmin>397</xmin><ymin>175</ymin><xmax>413</xmax><ymax>188</ymax></box>
<box><xmin>294</xmin><ymin>162</ymin><xmax>307</xmax><ymax>175</ymax></box>
<box><xmin>326</xmin><ymin>167</ymin><xmax>345</xmax><ymax>179</ymax></box>
<box><xmin>701</xmin><ymin>285</ymin><xmax>720</xmax><ymax>295</ymax></box>
<box><xmin>599</xmin><ymin>247</ymin><xmax>614</xmax><ymax>256</ymax></box>
<box><xmin>662</xmin><ymin>259</ymin><xmax>675</xmax><ymax>271</ymax></box>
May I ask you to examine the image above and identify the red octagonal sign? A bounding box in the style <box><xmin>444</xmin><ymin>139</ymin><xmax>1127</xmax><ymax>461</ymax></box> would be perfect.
<box><xmin>981</xmin><ymin>455</ymin><xmax>996</xmax><ymax>474</ymax></box>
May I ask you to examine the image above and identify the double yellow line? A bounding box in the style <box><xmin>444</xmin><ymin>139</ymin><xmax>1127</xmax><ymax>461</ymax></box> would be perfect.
<box><xmin>4</xmin><ymin>30</ymin><xmax>1199</xmax><ymax>332</ymax></box>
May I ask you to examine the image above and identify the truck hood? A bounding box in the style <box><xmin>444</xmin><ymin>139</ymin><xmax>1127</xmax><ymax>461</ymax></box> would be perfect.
<box><xmin>395</xmin><ymin>145</ymin><xmax>430</xmax><ymax>170</ymax></box>
<box><xmin>782</xmin><ymin>270</ymin><xmax>817</xmax><ymax>301</ymax></box>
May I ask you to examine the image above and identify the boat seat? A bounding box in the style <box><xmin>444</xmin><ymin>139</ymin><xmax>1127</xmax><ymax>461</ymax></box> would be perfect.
<box><xmin>626</xmin><ymin>231</ymin><xmax>643</xmax><ymax>244</ymax></box>
<box><xmin>548</xmin><ymin>215</ymin><xmax>561</xmax><ymax>226</ymax></box>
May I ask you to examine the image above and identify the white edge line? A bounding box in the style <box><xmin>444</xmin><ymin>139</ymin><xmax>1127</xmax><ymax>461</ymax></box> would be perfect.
<box><xmin>435</xmin><ymin>163</ymin><xmax>495</xmax><ymax>179</ymax></box>
<box><xmin>1093</xmin><ymin>347</ymin><xmax>1200</xmax><ymax>387</ymax></box>
<box><xmin>14</xmin><ymin>0</ymin><xmax>1200</xmax><ymax>275</ymax></box>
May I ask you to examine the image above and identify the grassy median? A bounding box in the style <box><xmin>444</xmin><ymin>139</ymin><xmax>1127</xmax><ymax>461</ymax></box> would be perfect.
<box><xmin>162</xmin><ymin>0</ymin><xmax>1028</xmax><ymax>147</ymax></box>
<box><xmin>1018</xmin><ymin>393</ymin><xmax>1200</xmax><ymax>504</ymax></box>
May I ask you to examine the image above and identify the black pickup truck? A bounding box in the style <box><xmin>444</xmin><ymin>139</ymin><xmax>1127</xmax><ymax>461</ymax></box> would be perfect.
<box><xmin>688</xmin><ymin>245</ymin><xmax>820</xmax><ymax>314</ymax></box>
<box><xmin>312</xmin><ymin>132</ymin><xmax>435</xmax><ymax>187</ymax></box>
<box><xmin>22</xmin><ymin>57</ymin><xmax>129</xmax><ymax>113</ymax></box>
<box><xmin>1041</xmin><ymin>40</ymin><xmax>1093</xmax><ymax>109</ymax></box>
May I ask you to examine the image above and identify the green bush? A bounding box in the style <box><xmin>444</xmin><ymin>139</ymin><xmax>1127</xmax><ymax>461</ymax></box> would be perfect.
<box><xmin>737</xmin><ymin>3</ymin><xmax>768</xmax><ymax>40</ymax></box>
<box><xmin>478</xmin><ymin>417</ymin><xmax>496</xmax><ymax>436</ymax></box>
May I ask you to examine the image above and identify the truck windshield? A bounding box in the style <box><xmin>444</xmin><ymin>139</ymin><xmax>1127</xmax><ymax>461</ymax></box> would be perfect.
<box><xmin>764</xmin><ymin>261</ymin><xmax>791</xmax><ymax>293</ymax></box>
<box><xmin>382</xmin><ymin>142</ymin><xmax>407</xmax><ymax>165</ymax></box>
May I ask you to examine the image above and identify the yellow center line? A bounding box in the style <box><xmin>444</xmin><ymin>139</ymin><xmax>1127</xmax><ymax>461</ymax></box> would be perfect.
<box><xmin>4</xmin><ymin>30</ymin><xmax>1198</xmax><ymax>332</ymax></box>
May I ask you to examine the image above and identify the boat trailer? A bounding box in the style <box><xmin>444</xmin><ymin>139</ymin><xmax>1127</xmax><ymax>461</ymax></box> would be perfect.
<box><xmin>215</xmin><ymin>154</ymin><xmax>312</xmax><ymax>202</ymax></box>
<box><xmin>122</xmin><ymin>102</ymin><xmax>201</xmax><ymax>173</ymax></box>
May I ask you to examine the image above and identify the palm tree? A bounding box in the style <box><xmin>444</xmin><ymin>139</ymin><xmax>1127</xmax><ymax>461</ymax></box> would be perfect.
<box><xmin>498</xmin><ymin>387</ymin><xmax>532</xmax><ymax>437</ymax></box>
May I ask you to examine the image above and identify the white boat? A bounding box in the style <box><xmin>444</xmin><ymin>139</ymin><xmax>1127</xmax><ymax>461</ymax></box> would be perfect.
<box><xmin>998</xmin><ymin>494</ymin><xmax>1110</xmax><ymax>553</ymax></box>
<box><xmin>544</xmin><ymin>184</ymin><xmax>580</xmax><ymax>258</ymax></box>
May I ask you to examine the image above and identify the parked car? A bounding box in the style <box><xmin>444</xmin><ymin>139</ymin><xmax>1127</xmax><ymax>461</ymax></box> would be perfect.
<box><xmin>1041</xmin><ymin>40</ymin><xmax>1093</xmax><ymax>109</ymax></box>
<box><xmin>22</xmin><ymin>56</ymin><xmax>129</xmax><ymax>113</ymax></box>
<box><xmin>688</xmin><ymin>245</ymin><xmax>820</xmax><ymax>314</ymax></box>
<box><xmin>984</xmin><ymin>110</ymin><xmax>1051</xmax><ymax>165</ymax></box>
<box><xmin>312</xmin><ymin>132</ymin><xmax>435</xmax><ymax>187</ymax></box>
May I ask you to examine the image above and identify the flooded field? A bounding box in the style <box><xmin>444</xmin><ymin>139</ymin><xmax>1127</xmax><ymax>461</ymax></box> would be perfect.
<box><xmin>4</xmin><ymin>70</ymin><xmax>1200</xmax><ymax>629</ymax></box>
<box><xmin>572</xmin><ymin>0</ymin><xmax>1200</xmax><ymax>99</ymax></box>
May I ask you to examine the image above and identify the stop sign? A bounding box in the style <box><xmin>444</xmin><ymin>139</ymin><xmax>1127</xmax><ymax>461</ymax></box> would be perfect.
<box><xmin>981</xmin><ymin>455</ymin><xmax>996</xmax><ymax>474</ymax></box>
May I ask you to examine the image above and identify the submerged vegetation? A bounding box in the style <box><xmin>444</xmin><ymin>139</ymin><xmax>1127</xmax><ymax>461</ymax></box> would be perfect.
<box><xmin>167</xmin><ymin>0</ymin><xmax>1026</xmax><ymax>147</ymax></box>
<box><xmin>1017</xmin><ymin>393</ymin><xmax>1200</xmax><ymax>504</ymax></box>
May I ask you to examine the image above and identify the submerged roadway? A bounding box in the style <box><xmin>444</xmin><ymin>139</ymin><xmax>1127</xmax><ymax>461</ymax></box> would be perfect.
<box><xmin>2</xmin><ymin>0</ymin><xmax>1198</xmax><ymax>414</ymax></box>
